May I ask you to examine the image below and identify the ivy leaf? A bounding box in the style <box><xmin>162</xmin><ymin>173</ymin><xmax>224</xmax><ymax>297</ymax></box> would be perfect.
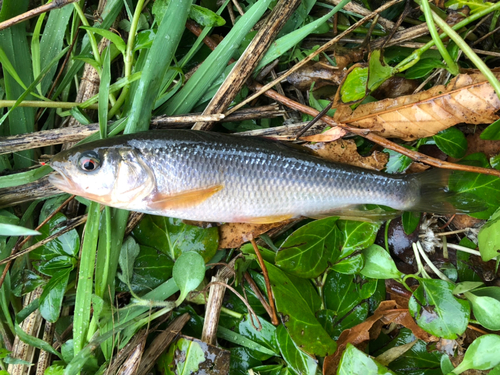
<box><xmin>276</xmin><ymin>217</ymin><xmax>340</xmax><ymax>278</ymax></box>
<box><xmin>433</xmin><ymin>128</ymin><xmax>468</xmax><ymax>158</ymax></box>
<box><xmin>338</xmin><ymin>344</ymin><xmax>396</xmax><ymax>375</ymax></box>
<box><xmin>337</xmin><ymin>220</ymin><xmax>381</xmax><ymax>258</ymax></box>
<box><xmin>117</xmin><ymin>236</ymin><xmax>141</xmax><ymax>287</ymax></box>
<box><xmin>276</xmin><ymin>325</ymin><xmax>317</xmax><ymax>375</ymax></box>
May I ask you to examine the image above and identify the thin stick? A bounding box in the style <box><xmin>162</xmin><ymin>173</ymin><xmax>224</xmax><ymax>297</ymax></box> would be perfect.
<box><xmin>225</xmin><ymin>0</ymin><xmax>403</xmax><ymax>116</ymax></box>
<box><xmin>0</xmin><ymin>0</ymin><xmax>79</xmax><ymax>31</ymax></box>
<box><xmin>416</xmin><ymin>241</ymin><xmax>452</xmax><ymax>282</ymax></box>
<box><xmin>295</xmin><ymin>100</ymin><xmax>333</xmax><ymax>140</ymax></box>
<box><xmin>250</xmin><ymin>238</ymin><xmax>279</xmax><ymax>325</ymax></box>
<box><xmin>0</xmin><ymin>195</ymin><xmax>75</xmax><ymax>289</ymax></box>
<box><xmin>244</xmin><ymin>271</ymin><xmax>273</xmax><ymax>319</ymax></box>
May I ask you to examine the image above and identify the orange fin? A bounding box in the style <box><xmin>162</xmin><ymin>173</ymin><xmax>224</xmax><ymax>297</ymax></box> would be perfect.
<box><xmin>147</xmin><ymin>185</ymin><xmax>223</xmax><ymax>211</ymax></box>
<box><xmin>239</xmin><ymin>214</ymin><xmax>295</xmax><ymax>224</ymax></box>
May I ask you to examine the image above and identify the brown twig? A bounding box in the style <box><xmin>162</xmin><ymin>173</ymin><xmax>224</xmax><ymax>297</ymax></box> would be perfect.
<box><xmin>248</xmin><ymin>80</ymin><xmax>500</xmax><ymax>177</ymax></box>
<box><xmin>0</xmin><ymin>195</ymin><xmax>75</xmax><ymax>289</ymax></box>
<box><xmin>243</xmin><ymin>271</ymin><xmax>274</xmax><ymax>319</ymax></box>
<box><xmin>0</xmin><ymin>0</ymin><xmax>79</xmax><ymax>31</ymax></box>
<box><xmin>250</xmin><ymin>238</ymin><xmax>279</xmax><ymax>325</ymax></box>
<box><xmin>192</xmin><ymin>0</ymin><xmax>301</xmax><ymax>131</ymax></box>
<box><xmin>225</xmin><ymin>0</ymin><xmax>404</xmax><ymax>116</ymax></box>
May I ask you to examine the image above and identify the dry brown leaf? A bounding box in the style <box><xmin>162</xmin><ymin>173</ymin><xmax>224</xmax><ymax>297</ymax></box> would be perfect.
<box><xmin>335</xmin><ymin>73</ymin><xmax>500</xmax><ymax>141</ymax></box>
<box><xmin>323</xmin><ymin>300</ymin><xmax>437</xmax><ymax>375</ymax></box>
<box><xmin>218</xmin><ymin>221</ymin><xmax>293</xmax><ymax>249</ymax></box>
<box><xmin>305</xmin><ymin>139</ymin><xmax>389</xmax><ymax>171</ymax></box>
<box><xmin>300</xmin><ymin>127</ymin><xmax>347</xmax><ymax>142</ymax></box>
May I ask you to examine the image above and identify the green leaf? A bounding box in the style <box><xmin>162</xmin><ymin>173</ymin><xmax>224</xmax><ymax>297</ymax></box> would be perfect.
<box><xmin>340</xmin><ymin>67</ymin><xmax>368</xmax><ymax>103</ymax></box>
<box><xmin>116</xmin><ymin>245</ymin><xmax>174</xmax><ymax>294</ymax></box>
<box><xmin>464</xmin><ymin>291</ymin><xmax>500</xmax><ymax>330</ymax></box>
<box><xmin>80</xmin><ymin>26</ymin><xmax>126</xmax><ymax>54</ymax></box>
<box><xmin>132</xmin><ymin>215</ymin><xmax>218</xmax><ymax>261</ymax></box>
<box><xmin>34</xmin><ymin>211</ymin><xmax>80</xmax><ymax>260</ymax></box>
<box><xmin>14</xmin><ymin>322</ymin><xmax>61</xmax><ymax>359</ymax></box>
<box><xmin>361</xmin><ymin>244</ymin><xmax>403</xmax><ymax>279</ymax></box>
<box><xmin>401</xmin><ymin>211</ymin><xmax>420</xmax><ymax>235</ymax></box>
<box><xmin>481</xmin><ymin>118</ymin><xmax>500</xmax><ymax>140</ymax></box>
<box><xmin>338</xmin><ymin>344</ymin><xmax>396</xmax><ymax>375</ymax></box>
<box><xmin>317</xmin><ymin>305</ymin><xmax>368</xmax><ymax>340</ymax></box>
<box><xmin>408</xmin><ymin>278</ymin><xmax>470</xmax><ymax>339</ymax></box>
<box><xmin>452</xmin><ymin>281</ymin><xmax>483</xmax><ymax>294</ymax></box>
<box><xmin>216</xmin><ymin>326</ymin><xmax>277</xmax><ymax>356</ymax></box>
<box><xmin>173</xmin><ymin>251</ymin><xmax>205</xmax><ymax>304</ymax></box>
<box><xmin>331</xmin><ymin>254</ymin><xmax>364</xmax><ymax>274</ymax></box>
<box><xmin>337</xmin><ymin>220</ymin><xmax>381</xmax><ymax>258</ymax></box>
<box><xmin>405</xmin><ymin>58</ymin><xmax>447</xmax><ymax>79</ymax></box>
<box><xmin>238</xmin><ymin>315</ymin><xmax>279</xmax><ymax>359</ymax></box>
<box><xmin>433</xmin><ymin>128</ymin><xmax>468</xmax><ymax>158</ymax></box>
<box><xmin>39</xmin><ymin>268</ymin><xmax>71</xmax><ymax>323</ymax></box>
<box><xmin>190</xmin><ymin>4</ymin><xmax>226</xmax><ymax>27</ymax></box>
<box><xmin>452</xmin><ymin>335</ymin><xmax>500</xmax><ymax>373</ymax></box>
<box><xmin>478</xmin><ymin>207</ymin><xmax>500</xmax><ymax>261</ymax></box>
<box><xmin>275</xmin><ymin>217</ymin><xmax>340</xmax><ymax>278</ymax></box>
<box><xmin>367</xmin><ymin>49</ymin><xmax>394</xmax><ymax>93</ymax></box>
<box><xmin>117</xmin><ymin>236</ymin><xmax>141</xmax><ymax>287</ymax></box>
<box><xmin>383</xmin><ymin>148</ymin><xmax>413</xmax><ymax>174</ymax></box>
<box><xmin>276</xmin><ymin>325</ymin><xmax>317</xmax><ymax>375</ymax></box>
<box><xmin>266</xmin><ymin>261</ymin><xmax>336</xmax><ymax>356</ymax></box>
<box><xmin>456</xmin><ymin>237</ymin><xmax>482</xmax><ymax>282</ymax></box>
<box><xmin>324</xmin><ymin>271</ymin><xmax>377</xmax><ymax>324</ymax></box>
<box><xmin>98</xmin><ymin>46</ymin><xmax>111</xmax><ymax>139</ymax></box>
<box><xmin>0</xmin><ymin>223</ymin><xmax>40</xmax><ymax>237</ymax></box>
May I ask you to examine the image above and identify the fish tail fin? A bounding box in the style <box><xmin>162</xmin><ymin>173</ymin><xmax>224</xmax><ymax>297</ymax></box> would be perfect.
<box><xmin>407</xmin><ymin>169</ymin><xmax>485</xmax><ymax>214</ymax></box>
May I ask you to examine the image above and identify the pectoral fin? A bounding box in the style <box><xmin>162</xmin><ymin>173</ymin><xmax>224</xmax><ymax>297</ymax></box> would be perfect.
<box><xmin>147</xmin><ymin>185</ymin><xmax>223</xmax><ymax>211</ymax></box>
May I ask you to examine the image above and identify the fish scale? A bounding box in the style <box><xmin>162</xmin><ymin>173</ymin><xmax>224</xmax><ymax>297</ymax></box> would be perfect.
<box><xmin>48</xmin><ymin>130</ymin><xmax>460</xmax><ymax>223</ymax></box>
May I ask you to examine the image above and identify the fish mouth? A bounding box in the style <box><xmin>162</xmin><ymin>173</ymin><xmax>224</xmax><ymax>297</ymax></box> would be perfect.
<box><xmin>48</xmin><ymin>169</ymin><xmax>79</xmax><ymax>194</ymax></box>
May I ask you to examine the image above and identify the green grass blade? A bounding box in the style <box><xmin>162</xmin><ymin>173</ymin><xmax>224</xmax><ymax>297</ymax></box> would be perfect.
<box><xmin>99</xmin><ymin>47</ymin><xmax>111</xmax><ymax>138</ymax></box>
<box><xmin>0</xmin><ymin>0</ymin><xmax>35</xmax><ymax>169</ymax></box>
<box><xmin>0</xmin><ymin>165</ymin><xmax>52</xmax><ymax>189</ymax></box>
<box><xmin>31</xmin><ymin>13</ymin><xmax>45</xmax><ymax>95</ymax></box>
<box><xmin>256</xmin><ymin>0</ymin><xmax>351</xmax><ymax>71</ymax></box>
<box><xmin>39</xmin><ymin>4</ymin><xmax>73</xmax><ymax>95</ymax></box>
<box><xmin>163</xmin><ymin>0</ymin><xmax>274</xmax><ymax>116</ymax></box>
<box><xmin>123</xmin><ymin>0</ymin><xmax>193</xmax><ymax>133</ymax></box>
<box><xmin>73</xmin><ymin>202</ymin><xmax>101</xmax><ymax>356</ymax></box>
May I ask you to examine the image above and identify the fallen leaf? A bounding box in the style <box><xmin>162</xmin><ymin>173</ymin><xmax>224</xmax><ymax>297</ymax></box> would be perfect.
<box><xmin>322</xmin><ymin>300</ymin><xmax>437</xmax><ymax>375</ymax></box>
<box><xmin>300</xmin><ymin>127</ymin><xmax>347</xmax><ymax>142</ymax></box>
<box><xmin>305</xmin><ymin>139</ymin><xmax>389</xmax><ymax>171</ymax></box>
<box><xmin>218</xmin><ymin>220</ymin><xmax>294</xmax><ymax>249</ymax></box>
<box><xmin>372</xmin><ymin>76</ymin><xmax>420</xmax><ymax>100</ymax></box>
<box><xmin>335</xmin><ymin>73</ymin><xmax>500</xmax><ymax>141</ymax></box>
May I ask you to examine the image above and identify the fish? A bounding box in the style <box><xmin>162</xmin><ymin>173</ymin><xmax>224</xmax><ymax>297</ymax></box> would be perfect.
<box><xmin>48</xmin><ymin>130</ymin><xmax>476</xmax><ymax>224</ymax></box>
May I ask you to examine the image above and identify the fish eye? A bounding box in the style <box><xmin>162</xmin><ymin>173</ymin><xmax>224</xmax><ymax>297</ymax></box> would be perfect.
<box><xmin>78</xmin><ymin>152</ymin><xmax>101</xmax><ymax>172</ymax></box>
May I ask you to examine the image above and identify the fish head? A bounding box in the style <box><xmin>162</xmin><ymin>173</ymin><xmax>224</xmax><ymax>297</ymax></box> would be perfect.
<box><xmin>49</xmin><ymin>145</ymin><xmax>156</xmax><ymax>208</ymax></box>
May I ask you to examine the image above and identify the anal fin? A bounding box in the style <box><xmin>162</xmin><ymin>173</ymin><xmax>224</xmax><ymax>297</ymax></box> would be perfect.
<box><xmin>147</xmin><ymin>185</ymin><xmax>223</xmax><ymax>211</ymax></box>
<box><xmin>237</xmin><ymin>214</ymin><xmax>295</xmax><ymax>224</ymax></box>
<box><xmin>309</xmin><ymin>205</ymin><xmax>401</xmax><ymax>223</ymax></box>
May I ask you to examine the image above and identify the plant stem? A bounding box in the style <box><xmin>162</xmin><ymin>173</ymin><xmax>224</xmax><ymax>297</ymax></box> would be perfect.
<box><xmin>0</xmin><ymin>100</ymin><xmax>99</xmax><ymax>109</ymax></box>
<box><xmin>416</xmin><ymin>241</ymin><xmax>451</xmax><ymax>282</ymax></box>
<box><xmin>220</xmin><ymin>306</ymin><xmax>244</xmax><ymax>319</ymax></box>
<box><xmin>73</xmin><ymin>2</ymin><xmax>101</xmax><ymax>65</ymax></box>
<box><xmin>418</xmin><ymin>0</ymin><xmax>458</xmax><ymax>74</ymax></box>
<box><xmin>395</xmin><ymin>1</ymin><xmax>500</xmax><ymax>72</ymax></box>
<box><xmin>109</xmin><ymin>0</ymin><xmax>147</xmax><ymax>117</ymax></box>
<box><xmin>446</xmin><ymin>243</ymin><xmax>481</xmax><ymax>256</ymax></box>
<box><xmin>431</xmin><ymin>9</ymin><xmax>500</xmax><ymax>99</ymax></box>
